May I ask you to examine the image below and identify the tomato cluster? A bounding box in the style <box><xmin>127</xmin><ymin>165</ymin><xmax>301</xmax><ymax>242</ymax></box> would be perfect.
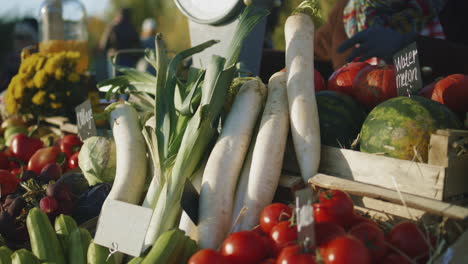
<box><xmin>0</xmin><ymin>134</ymin><xmax>82</xmax><ymax>196</ymax></box>
<box><xmin>188</xmin><ymin>189</ymin><xmax>433</xmax><ymax>264</ymax></box>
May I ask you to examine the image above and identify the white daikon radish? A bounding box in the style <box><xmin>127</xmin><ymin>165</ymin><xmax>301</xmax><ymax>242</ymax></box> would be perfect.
<box><xmin>198</xmin><ymin>79</ymin><xmax>266</xmax><ymax>249</ymax></box>
<box><xmin>238</xmin><ymin>71</ymin><xmax>289</xmax><ymax>231</ymax></box>
<box><xmin>285</xmin><ymin>6</ymin><xmax>321</xmax><ymax>182</ymax></box>
<box><xmin>230</xmin><ymin>142</ymin><xmax>254</xmax><ymax>233</ymax></box>
<box><xmin>105</xmin><ymin>103</ymin><xmax>148</xmax><ymax>204</ymax></box>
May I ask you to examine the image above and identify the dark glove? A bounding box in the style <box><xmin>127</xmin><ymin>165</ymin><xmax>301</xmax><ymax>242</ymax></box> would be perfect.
<box><xmin>337</xmin><ymin>25</ymin><xmax>417</xmax><ymax>62</ymax></box>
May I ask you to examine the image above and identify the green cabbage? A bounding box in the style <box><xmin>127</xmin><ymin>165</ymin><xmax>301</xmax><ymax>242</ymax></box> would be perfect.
<box><xmin>78</xmin><ymin>136</ymin><xmax>116</xmax><ymax>185</ymax></box>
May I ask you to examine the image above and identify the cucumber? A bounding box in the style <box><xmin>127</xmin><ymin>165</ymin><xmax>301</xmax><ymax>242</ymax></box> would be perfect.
<box><xmin>87</xmin><ymin>241</ymin><xmax>115</xmax><ymax>264</ymax></box>
<box><xmin>127</xmin><ymin>257</ymin><xmax>144</xmax><ymax>264</ymax></box>
<box><xmin>0</xmin><ymin>246</ymin><xmax>12</xmax><ymax>264</ymax></box>
<box><xmin>68</xmin><ymin>228</ymin><xmax>92</xmax><ymax>264</ymax></box>
<box><xmin>0</xmin><ymin>246</ymin><xmax>13</xmax><ymax>264</ymax></box>
<box><xmin>26</xmin><ymin>208</ymin><xmax>66</xmax><ymax>264</ymax></box>
<box><xmin>141</xmin><ymin>229</ymin><xmax>186</xmax><ymax>264</ymax></box>
<box><xmin>54</xmin><ymin>214</ymin><xmax>78</xmax><ymax>258</ymax></box>
<box><xmin>11</xmin><ymin>249</ymin><xmax>40</xmax><ymax>264</ymax></box>
<box><xmin>176</xmin><ymin>237</ymin><xmax>198</xmax><ymax>263</ymax></box>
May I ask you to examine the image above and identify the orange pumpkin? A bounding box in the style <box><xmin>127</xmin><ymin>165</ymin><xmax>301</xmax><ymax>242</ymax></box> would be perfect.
<box><xmin>352</xmin><ymin>65</ymin><xmax>397</xmax><ymax>109</ymax></box>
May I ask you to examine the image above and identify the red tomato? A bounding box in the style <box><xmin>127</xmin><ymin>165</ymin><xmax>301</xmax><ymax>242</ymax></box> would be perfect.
<box><xmin>313</xmin><ymin>202</ymin><xmax>334</xmax><ymax>223</ymax></box>
<box><xmin>276</xmin><ymin>245</ymin><xmax>316</xmax><ymax>264</ymax></box>
<box><xmin>348</xmin><ymin>222</ymin><xmax>387</xmax><ymax>261</ymax></box>
<box><xmin>314</xmin><ymin>190</ymin><xmax>354</xmax><ymax>227</ymax></box>
<box><xmin>221</xmin><ymin>231</ymin><xmax>268</xmax><ymax>264</ymax></box>
<box><xmin>269</xmin><ymin>221</ymin><xmax>298</xmax><ymax>254</ymax></box>
<box><xmin>188</xmin><ymin>249</ymin><xmax>228</xmax><ymax>264</ymax></box>
<box><xmin>314</xmin><ymin>69</ymin><xmax>326</xmax><ymax>92</ymax></box>
<box><xmin>27</xmin><ymin>146</ymin><xmax>62</xmax><ymax>175</ymax></box>
<box><xmin>68</xmin><ymin>151</ymin><xmax>79</xmax><ymax>170</ymax></box>
<box><xmin>319</xmin><ymin>235</ymin><xmax>371</xmax><ymax>264</ymax></box>
<box><xmin>0</xmin><ymin>169</ymin><xmax>19</xmax><ymax>195</ymax></box>
<box><xmin>258</xmin><ymin>232</ymin><xmax>277</xmax><ymax>258</ymax></box>
<box><xmin>259</xmin><ymin>203</ymin><xmax>293</xmax><ymax>234</ymax></box>
<box><xmin>59</xmin><ymin>134</ymin><xmax>83</xmax><ymax>158</ymax></box>
<box><xmin>10</xmin><ymin>133</ymin><xmax>44</xmax><ymax>163</ymax></box>
<box><xmin>387</xmin><ymin>221</ymin><xmax>430</xmax><ymax>262</ymax></box>
<box><xmin>347</xmin><ymin>212</ymin><xmax>378</xmax><ymax>230</ymax></box>
<box><xmin>352</xmin><ymin>64</ymin><xmax>397</xmax><ymax>109</ymax></box>
<box><xmin>380</xmin><ymin>253</ymin><xmax>412</xmax><ymax>264</ymax></box>
<box><xmin>328</xmin><ymin>62</ymin><xmax>370</xmax><ymax>96</ymax></box>
<box><xmin>0</xmin><ymin>152</ymin><xmax>9</xmax><ymax>170</ymax></box>
<box><xmin>252</xmin><ymin>226</ymin><xmax>276</xmax><ymax>257</ymax></box>
<box><xmin>259</xmin><ymin>258</ymin><xmax>276</xmax><ymax>264</ymax></box>
<box><xmin>10</xmin><ymin>168</ymin><xmax>22</xmax><ymax>178</ymax></box>
<box><xmin>315</xmin><ymin>222</ymin><xmax>346</xmax><ymax>246</ymax></box>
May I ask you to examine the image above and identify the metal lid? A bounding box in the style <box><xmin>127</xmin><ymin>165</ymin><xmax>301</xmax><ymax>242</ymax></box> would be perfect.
<box><xmin>175</xmin><ymin>0</ymin><xmax>243</xmax><ymax>25</ymax></box>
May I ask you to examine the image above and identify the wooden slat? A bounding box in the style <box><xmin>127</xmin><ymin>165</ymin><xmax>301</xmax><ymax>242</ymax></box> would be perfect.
<box><xmin>429</xmin><ymin>131</ymin><xmax>468</xmax><ymax>199</ymax></box>
<box><xmin>444</xmin><ymin>154</ymin><xmax>468</xmax><ymax>199</ymax></box>
<box><xmin>60</xmin><ymin>123</ymin><xmax>78</xmax><ymax>134</ymax></box>
<box><xmin>435</xmin><ymin>129</ymin><xmax>468</xmax><ymax>137</ymax></box>
<box><xmin>356</xmin><ymin>197</ymin><xmax>426</xmax><ymax>221</ymax></box>
<box><xmin>429</xmin><ymin>134</ymin><xmax>450</xmax><ymax>167</ymax></box>
<box><xmin>43</xmin><ymin>116</ymin><xmax>69</xmax><ymax>126</ymax></box>
<box><xmin>309</xmin><ymin>174</ymin><xmax>468</xmax><ymax>220</ymax></box>
<box><xmin>319</xmin><ymin>146</ymin><xmax>445</xmax><ymax>200</ymax></box>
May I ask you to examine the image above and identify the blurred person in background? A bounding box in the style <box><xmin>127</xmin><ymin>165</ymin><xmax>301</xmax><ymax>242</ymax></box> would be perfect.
<box><xmin>99</xmin><ymin>8</ymin><xmax>141</xmax><ymax>77</ymax></box>
<box><xmin>315</xmin><ymin>0</ymin><xmax>468</xmax><ymax>83</ymax></box>
<box><xmin>0</xmin><ymin>18</ymin><xmax>38</xmax><ymax>92</ymax></box>
<box><xmin>137</xmin><ymin>17</ymin><xmax>158</xmax><ymax>75</ymax></box>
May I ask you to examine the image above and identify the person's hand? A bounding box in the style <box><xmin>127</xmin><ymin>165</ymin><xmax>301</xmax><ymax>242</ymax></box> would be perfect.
<box><xmin>337</xmin><ymin>25</ymin><xmax>417</xmax><ymax>62</ymax></box>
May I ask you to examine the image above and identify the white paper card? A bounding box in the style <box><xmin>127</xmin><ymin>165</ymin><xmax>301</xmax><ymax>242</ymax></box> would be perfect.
<box><xmin>94</xmin><ymin>199</ymin><xmax>153</xmax><ymax>257</ymax></box>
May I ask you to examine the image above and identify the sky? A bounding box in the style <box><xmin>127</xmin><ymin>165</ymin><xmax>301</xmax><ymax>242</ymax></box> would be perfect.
<box><xmin>0</xmin><ymin>0</ymin><xmax>110</xmax><ymax>18</ymax></box>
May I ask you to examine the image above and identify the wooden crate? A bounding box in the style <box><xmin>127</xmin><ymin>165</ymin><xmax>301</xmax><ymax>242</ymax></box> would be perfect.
<box><xmin>283</xmin><ymin>129</ymin><xmax>468</xmax><ymax>204</ymax></box>
<box><xmin>281</xmin><ymin>129</ymin><xmax>468</xmax><ymax>220</ymax></box>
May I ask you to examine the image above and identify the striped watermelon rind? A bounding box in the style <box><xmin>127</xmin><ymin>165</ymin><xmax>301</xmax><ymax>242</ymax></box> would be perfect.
<box><xmin>316</xmin><ymin>90</ymin><xmax>367</xmax><ymax>148</ymax></box>
<box><xmin>360</xmin><ymin>96</ymin><xmax>461</xmax><ymax>162</ymax></box>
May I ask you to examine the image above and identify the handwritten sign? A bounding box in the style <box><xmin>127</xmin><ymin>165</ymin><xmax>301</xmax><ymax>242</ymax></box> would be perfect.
<box><xmin>94</xmin><ymin>200</ymin><xmax>153</xmax><ymax>257</ymax></box>
<box><xmin>295</xmin><ymin>188</ymin><xmax>315</xmax><ymax>248</ymax></box>
<box><xmin>393</xmin><ymin>42</ymin><xmax>423</xmax><ymax>96</ymax></box>
<box><xmin>75</xmin><ymin>99</ymin><xmax>97</xmax><ymax>140</ymax></box>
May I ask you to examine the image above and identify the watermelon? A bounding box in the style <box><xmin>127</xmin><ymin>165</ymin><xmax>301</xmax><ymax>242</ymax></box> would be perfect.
<box><xmin>360</xmin><ymin>96</ymin><xmax>461</xmax><ymax>162</ymax></box>
<box><xmin>316</xmin><ymin>91</ymin><xmax>367</xmax><ymax>148</ymax></box>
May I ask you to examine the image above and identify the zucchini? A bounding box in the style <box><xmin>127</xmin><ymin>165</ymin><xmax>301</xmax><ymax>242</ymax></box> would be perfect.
<box><xmin>11</xmin><ymin>249</ymin><xmax>40</xmax><ymax>264</ymax></box>
<box><xmin>68</xmin><ymin>228</ymin><xmax>92</xmax><ymax>264</ymax></box>
<box><xmin>127</xmin><ymin>257</ymin><xmax>144</xmax><ymax>264</ymax></box>
<box><xmin>0</xmin><ymin>246</ymin><xmax>12</xmax><ymax>264</ymax></box>
<box><xmin>141</xmin><ymin>229</ymin><xmax>186</xmax><ymax>264</ymax></box>
<box><xmin>54</xmin><ymin>214</ymin><xmax>78</xmax><ymax>258</ymax></box>
<box><xmin>175</xmin><ymin>236</ymin><xmax>198</xmax><ymax>263</ymax></box>
<box><xmin>87</xmin><ymin>241</ymin><xmax>116</xmax><ymax>264</ymax></box>
<box><xmin>26</xmin><ymin>208</ymin><xmax>66</xmax><ymax>264</ymax></box>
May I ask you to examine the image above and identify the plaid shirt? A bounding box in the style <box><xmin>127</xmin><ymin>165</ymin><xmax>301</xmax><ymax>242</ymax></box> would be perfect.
<box><xmin>344</xmin><ymin>0</ymin><xmax>447</xmax><ymax>39</ymax></box>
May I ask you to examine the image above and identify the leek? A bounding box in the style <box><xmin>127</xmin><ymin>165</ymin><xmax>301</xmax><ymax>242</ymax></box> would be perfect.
<box><xmin>98</xmin><ymin>5</ymin><xmax>269</xmax><ymax>250</ymax></box>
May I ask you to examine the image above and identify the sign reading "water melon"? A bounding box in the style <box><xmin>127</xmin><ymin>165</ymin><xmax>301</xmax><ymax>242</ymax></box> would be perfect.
<box><xmin>393</xmin><ymin>42</ymin><xmax>423</xmax><ymax>96</ymax></box>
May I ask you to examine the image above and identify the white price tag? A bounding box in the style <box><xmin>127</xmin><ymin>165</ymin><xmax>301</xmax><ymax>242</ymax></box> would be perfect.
<box><xmin>94</xmin><ymin>200</ymin><xmax>153</xmax><ymax>257</ymax></box>
<box><xmin>295</xmin><ymin>188</ymin><xmax>315</xmax><ymax>248</ymax></box>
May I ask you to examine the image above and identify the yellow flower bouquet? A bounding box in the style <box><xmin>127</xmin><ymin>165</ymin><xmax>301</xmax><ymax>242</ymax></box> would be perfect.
<box><xmin>4</xmin><ymin>51</ymin><xmax>88</xmax><ymax>120</ymax></box>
